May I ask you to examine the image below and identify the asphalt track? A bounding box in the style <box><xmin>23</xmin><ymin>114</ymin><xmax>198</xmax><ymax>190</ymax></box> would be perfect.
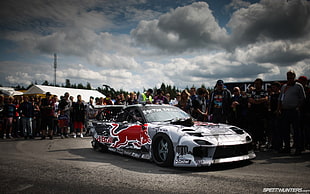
<box><xmin>0</xmin><ymin>137</ymin><xmax>309</xmax><ymax>194</ymax></box>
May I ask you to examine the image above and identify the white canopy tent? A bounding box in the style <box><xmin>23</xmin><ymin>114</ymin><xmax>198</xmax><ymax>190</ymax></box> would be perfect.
<box><xmin>0</xmin><ymin>87</ymin><xmax>23</xmax><ymax>96</ymax></box>
<box><xmin>24</xmin><ymin>85</ymin><xmax>105</xmax><ymax>102</ymax></box>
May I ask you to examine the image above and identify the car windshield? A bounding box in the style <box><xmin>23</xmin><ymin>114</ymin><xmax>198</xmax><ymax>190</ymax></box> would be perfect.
<box><xmin>141</xmin><ymin>106</ymin><xmax>190</xmax><ymax>122</ymax></box>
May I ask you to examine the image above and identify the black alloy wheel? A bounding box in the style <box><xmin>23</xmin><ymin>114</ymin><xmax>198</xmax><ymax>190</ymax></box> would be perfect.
<box><xmin>152</xmin><ymin>133</ymin><xmax>174</xmax><ymax>167</ymax></box>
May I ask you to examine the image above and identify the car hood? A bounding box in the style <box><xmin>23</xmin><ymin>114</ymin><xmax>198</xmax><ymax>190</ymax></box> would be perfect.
<box><xmin>168</xmin><ymin>121</ymin><xmax>247</xmax><ymax>136</ymax></box>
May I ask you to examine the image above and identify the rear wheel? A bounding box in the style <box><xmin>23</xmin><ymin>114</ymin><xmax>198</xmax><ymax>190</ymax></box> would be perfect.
<box><xmin>152</xmin><ymin>134</ymin><xmax>174</xmax><ymax>167</ymax></box>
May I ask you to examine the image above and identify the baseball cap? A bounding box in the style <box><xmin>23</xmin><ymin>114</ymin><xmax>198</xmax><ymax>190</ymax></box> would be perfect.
<box><xmin>298</xmin><ymin>76</ymin><xmax>308</xmax><ymax>82</ymax></box>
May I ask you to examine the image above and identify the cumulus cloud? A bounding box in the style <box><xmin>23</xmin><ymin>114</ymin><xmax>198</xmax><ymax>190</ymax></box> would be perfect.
<box><xmin>234</xmin><ymin>40</ymin><xmax>310</xmax><ymax>66</ymax></box>
<box><xmin>1</xmin><ymin>0</ymin><xmax>310</xmax><ymax>91</ymax></box>
<box><xmin>131</xmin><ymin>2</ymin><xmax>228</xmax><ymax>53</ymax></box>
<box><xmin>227</xmin><ymin>0</ymin><xmax>310</xmax><ymax>46</ymax></box>
<box><xmin>5</xmin><ymin>72</ymin><xmax>33</xmax><ymax>86</ymax></box>
<box><xmin>88</xmin><ymin>52</ymin><xmax>140</xmax><ymax>69</ymax></box>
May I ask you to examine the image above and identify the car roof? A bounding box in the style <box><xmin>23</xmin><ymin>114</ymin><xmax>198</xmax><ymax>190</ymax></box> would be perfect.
<box><xmin>93</xmin><ymin>105</ymin><xmax>125</xmax><ymax>109</ymax></box>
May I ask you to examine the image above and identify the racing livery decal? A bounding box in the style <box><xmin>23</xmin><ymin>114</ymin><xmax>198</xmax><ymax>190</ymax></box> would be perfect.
<box><xmin>110</xmin><ymin>123</ymin><xmax>151</xmax><ymax>148</ymax></box>
<box><xmin>90</xmin><ymin>104</ymin><xmax>255</xmax><ymax>167</ymax></box>
<box><xmin>95</xmin><ymin>136</ymin><xmax>113</xmax><ymax>144</ymax></box>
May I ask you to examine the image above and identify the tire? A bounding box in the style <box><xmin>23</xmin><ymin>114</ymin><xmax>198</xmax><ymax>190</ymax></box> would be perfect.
<box><xmin>92</xmin><ymin>140</ymin><xmax>100</xmax><ymax>151</ymax></box>
<box><xmin>92</xmin><ymin>140</ymin><xmax>108</xmax><ymax>152</ymax></box>
<box><xmin>152</xmin><ymin>133</ymin><xmax>174</xmax><ymax>167</ymax></box>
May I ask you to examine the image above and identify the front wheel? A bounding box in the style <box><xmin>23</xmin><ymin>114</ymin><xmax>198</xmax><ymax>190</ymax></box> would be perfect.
<box><xmin>152</xmin><ymin>134</ymin><xmax>174</xmax><ymax>167</ymax></box>
<box><xmin>92</xmin><ymin>140</ymin><xmax>108</xmax><ymax>152</ymax></box>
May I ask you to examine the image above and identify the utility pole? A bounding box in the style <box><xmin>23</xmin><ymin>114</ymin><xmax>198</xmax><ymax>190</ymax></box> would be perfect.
<box><xmin>54</xmin><ymin>53</ymin><xmax>57</xmax><ymax>86</ymax></box>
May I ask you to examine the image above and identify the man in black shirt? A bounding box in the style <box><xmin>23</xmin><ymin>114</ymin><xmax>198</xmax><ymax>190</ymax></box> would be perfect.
<box><xmin>248</xmin><ymin>78</ymin><xmax>268</xmax><ymax>150</ymax></box>
<box><xmin>191</xmin><ymin>88</ymin><xmax>208</xmax><ymax>122</ymax></box>
<box><xmin>208</xmin><ymin>80</ymin><xmax>231</xmax><ymax>124</ymax></box>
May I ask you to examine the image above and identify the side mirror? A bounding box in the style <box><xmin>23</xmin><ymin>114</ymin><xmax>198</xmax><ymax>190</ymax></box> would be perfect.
<box><xmin>137</xmin><ymin>121</ymin><xmax>146</xmax><ymax>130</ymax></box>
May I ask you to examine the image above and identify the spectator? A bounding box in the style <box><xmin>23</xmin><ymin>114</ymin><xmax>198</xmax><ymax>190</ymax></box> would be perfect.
<box><xmin>269</xmin><ymin>81</ymin><xmax>281</xmax><ymax>151</ymax></box>
<box><xmin>297</xmin><ymin>76</ymin><xmax>310</xmax><ymax>151</ymax></box>
<box><xmin>69</xmin><ymin>95</ymin><xmax>75</xmax><ymax>133</ymax></box>
<box><xmin>208</xmin><ymin>80</ymin><xmax>231</xmax><ymax>123</ymax></box>
<box><xmin>13</xmin><ymin>97</ymin><xmax>21</xmax><ymax>137</ymax></box>
<box><xmin>170</xmin><ymin>92</ymin><xmax>181</xmax><ymax>106</ymax></box>
<box><xmin>114</xmin><ymin>94</ymin><xmax>126</xmax><ymax>105</ymax></box>
<box><xmin>3</xmin><ymin>96</ymin><xmax>16</xmax><ymax>139</ymax></box>
<box><xmin>248</xmin><ymin>78</ymin><xmax>269</xmax><ymax>150</ymax></box>
<box><xmin>58</xmin><ymin>110</ymin><xmax>69</xmax><ymax>139</ymax></box>
<box><xmin>297</xmin><ymin>76</ymin><xmax>310</xmax><ymax>152</ymax></box>
<box><xmin>58</xmin><ymin>92</ymin><xmax>72</xmax><ymax>138</ymax></box>
<box><xmin>86</xmin><ymin>96</ymin><xmax>95</xmax><ymax>112</ymax></box>
<box><xmin>119</xmin><ymin>93</ymin><xmax>126</xmax><ymax>104</ymax></box>
<box><xmin>85</xmin><ymin>96</ymin><xmax>95</xmax><ymax>136</ymax></box>
<box><xmin>126</xmin><ymin>92</ymin><xmax>138</xmax><ymax>105</ymax></box>
<box><xmin>229</xmin><ymin>87</ymin><xmax>245</xmax><ymax>128</ymax></box>
<box><xmin>153</xmin><ymin>89</ymin><xmax>169</xmax><ymax>104</ymax></box>
<box><xmin>32</xmin><ymin>96</ymin><xmax>41</xmax><ymax>137</ymax></box>
<box><xmin>72</xmin><ymin>95</ymin><xmax>86</xmax><ymax>138</ymax></box>
<box><xmin>277</xmin><ymin>71</ymin><xmax>306</xmax><ymax>155</ymax></box>
<box><xmin>248</xmin><ymin>79</ymin><xmax>269</xmax><ymax>147</ymax></box>
<box><xmin>191</xmin><ymin>88</ymin><xmax>208</xmax><ymax>121</ymax></box>
<box><xmin>96</xmin><ymin>97</ymin><xmax>104</xmax><ymax>105</ymax></box>
<box><xmin>239</xmin><ymin>91</ymin><xmax>250</xmax><ymax>130</ymax></box>
<box><xmin>176</xmin><ymin>90</ymin><xmax>191</xmax><ymax>113</ymax></box>
<box><xmin>103</xmin><ymin>94</ymin><xmax>114</xmax><ymax>105</ymax></box>
<box><xmin>53</xmin><ymin>95</ymin><xmax>59</xmax><ymax>135</ymax></box>
<box><xmin>40</xmin><ymin>92</ymin><xmax>55</xmax><ymax>140</ymax></box>
<box><xmin>19</xmin><ymin>96</ymin><xmax>34</xmax><ymax>139</ymax></box>
<box><xmin>165</xmin><ymin>93</ymin><xmax>171</xmax><ymax>104</ymax></box>
<box><xmin>69</xmin><ymin>96</ymin><xmax>74</xmax><ymax>103</ymax></box>
<box><xmin>114</xmin><ymin>95</ymin><xmax>122</xmax><ymax>105</ymax></box>
<box><xmin>138</xmin><ymin>89</ymin><xmax>153</xmax><ymax>104</ymax></box>
<box><xmin>189</xmin><ymin>87</ymin><xmax>197</xmax><ymax>102</ymax></box>
<box><xmin>0</xmin><ymin>95</ymin><xmax>4</xmax><ymax>138</ymax></box>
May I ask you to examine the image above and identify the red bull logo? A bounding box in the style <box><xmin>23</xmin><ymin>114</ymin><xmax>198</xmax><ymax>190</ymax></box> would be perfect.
<box><xmin>110</xmin><ymin>123</ymin><xmax>151</xmax><ymax>148</ymax></box>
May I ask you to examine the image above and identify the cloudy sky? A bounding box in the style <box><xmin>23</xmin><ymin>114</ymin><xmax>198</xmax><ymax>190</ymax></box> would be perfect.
<box><xmin>0</xmin><ymin>0</ymin><xmax>309</xmax><ymax>92</ymax></box>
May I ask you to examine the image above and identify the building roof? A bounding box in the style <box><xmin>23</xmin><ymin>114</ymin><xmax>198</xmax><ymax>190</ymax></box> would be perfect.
<box><xmin>24</xmin><ymin>85</ymin><xmax>105</xmax><ymax>101</ymax></box>
<box><xmin>0</xmin><ymin>87</ymin><xmax>24</xmax><ymax>96</ymax></box>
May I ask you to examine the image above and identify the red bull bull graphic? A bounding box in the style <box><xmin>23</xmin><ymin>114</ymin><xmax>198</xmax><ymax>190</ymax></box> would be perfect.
<box><xmin>110</xmin><ymin>123</ymin><xmax>151</xmax><ymax>148</ymax></box>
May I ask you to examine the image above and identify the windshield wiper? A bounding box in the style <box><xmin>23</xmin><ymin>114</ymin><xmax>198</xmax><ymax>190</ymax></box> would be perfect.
<box><xmin>171</xmin><ymin>118</ymin><xmax>194</xmax><ymax>127</ymax></box>
<box><xmin>163</xmin><ymin>119</ymin><xmax>174</xmax><ymax>122</ymax></box>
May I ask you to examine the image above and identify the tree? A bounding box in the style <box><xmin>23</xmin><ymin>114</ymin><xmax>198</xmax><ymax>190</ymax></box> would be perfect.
<box><xmin>77</xmin><ymin>83</ymin><xmax>84</xmax><ymax>89</ymax></box>
<box><xmin>42</xmin><ymin>80</ymin><xmax>49</xmax><ymax>85</ymax></box>
<box><xmin>160</xmin><ymin>83</ymin><xmax>166</xmax><ymax>92</ymax></box>
<box><xmin>65</xmin><ymin>79</ymin><xmax>71</xmax><ymax>88</ymax></box>
<box><xmin>86</xmin><ymin>82</ymin><xmax>91</xmax><ymax>89</ymax></box>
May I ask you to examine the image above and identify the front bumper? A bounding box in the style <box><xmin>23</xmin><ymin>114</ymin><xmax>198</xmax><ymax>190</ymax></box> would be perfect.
<box><xmin>173</xmin><ymin>143</ymin><xmax>256</xmax><ymax>167</ymax></box>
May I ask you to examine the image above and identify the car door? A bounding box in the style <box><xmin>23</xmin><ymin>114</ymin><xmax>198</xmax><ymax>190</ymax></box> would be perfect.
<box><xmin>110</xmin><ymin>107</ymin><xmax>151</xmax><ymax>149</ymax></box>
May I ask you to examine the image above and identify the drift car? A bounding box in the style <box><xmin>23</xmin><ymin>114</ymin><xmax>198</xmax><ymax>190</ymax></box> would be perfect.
<box><xmin>89</xmin><ymin>104</ymin><xmax>255</xmax><ymax>167</ymax></box>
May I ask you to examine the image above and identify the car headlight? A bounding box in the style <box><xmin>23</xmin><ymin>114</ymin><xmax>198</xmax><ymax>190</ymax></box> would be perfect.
<box><xmin>194</xmin><ymin>140</ymin><xmax>213</xmax><ymax>145</ymax></box>
<box><xmin>187</xmin><ymin>132</ymin><xmax>203</xmax><ymax>137</ymax></box>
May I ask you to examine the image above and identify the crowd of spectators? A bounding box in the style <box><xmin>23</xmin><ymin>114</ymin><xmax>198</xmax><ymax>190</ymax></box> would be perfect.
<box><xmin>0</xmin><ymin>70</ymin><xmax>309</xmax><ymax>155</ymax></box>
